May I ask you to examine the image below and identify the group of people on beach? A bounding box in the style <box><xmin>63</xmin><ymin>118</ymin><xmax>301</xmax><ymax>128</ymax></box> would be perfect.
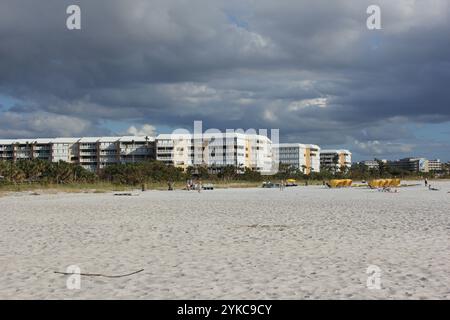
<box><xmin>186</xmin><ymin>179</ymin><xmax>202</xmax><ymax>192</ymax></box>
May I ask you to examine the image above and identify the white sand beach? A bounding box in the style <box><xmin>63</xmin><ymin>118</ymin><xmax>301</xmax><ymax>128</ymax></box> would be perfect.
<box><xmin>1</xmin><ymin>181</ymin><xmax>450</xmax><ymax>299</ymax></box>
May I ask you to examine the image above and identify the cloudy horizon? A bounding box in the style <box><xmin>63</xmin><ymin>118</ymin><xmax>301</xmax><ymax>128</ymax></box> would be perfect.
<box><xmin>1</xmin><ymin>0</ymin><xmax>449</xmax><ymax>161</ymax></box>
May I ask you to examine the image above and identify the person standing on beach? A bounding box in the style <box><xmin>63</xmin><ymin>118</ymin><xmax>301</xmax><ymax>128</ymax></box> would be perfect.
<box><xmin>425</xmin><ymin>178</ymin><xmax>428</xmax><ymax>187</ymax></box>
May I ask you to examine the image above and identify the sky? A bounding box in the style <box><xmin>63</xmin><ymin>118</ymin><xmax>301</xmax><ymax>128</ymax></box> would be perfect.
<box><xmin>0</xmin><ymin>0</ymin><xmax>449</xmax><ymax>161</ymax></box>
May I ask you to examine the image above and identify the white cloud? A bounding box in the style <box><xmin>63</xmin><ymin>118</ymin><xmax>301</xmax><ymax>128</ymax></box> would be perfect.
<box><xmin>288</xmin><ymin>98</ymin><xmax>328</xmax><ymax>111</ymax></box>
<box><xmin>353</xmin><ymin>140</ymin><xmax>414</xmax><ymax>156</ymax></box>
<box><xmin>125</xmin><ymin>124</ymin><xmax>157</xmax><ymax>136</ymax></box>
<box><xmin>0</xmin><ymin>111</ymin><xmax>101</xmax><ymax>138</ymax></box>
<box><xmin>382</xmin><ymin>0</ymin><xmax>450</xmax><ymax>34</ymax></box>
<box><xmin>1</xmin><ymin>0</ymin><xmax>450</xmax><ymax>160</ymax></box>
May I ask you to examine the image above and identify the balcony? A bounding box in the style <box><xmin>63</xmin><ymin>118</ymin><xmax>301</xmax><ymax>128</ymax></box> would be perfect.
<box><xmin>78</xmin><ymin>152</ymin><xmax>95</xmax><ymax>157</ymax></box>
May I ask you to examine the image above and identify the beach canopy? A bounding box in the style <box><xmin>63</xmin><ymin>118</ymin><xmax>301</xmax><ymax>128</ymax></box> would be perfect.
<box><xmin>329</xmin><ymin>179</ymin><xmax>352</xmax><ymax>188</ymax></box>
<box><xmin>368</xmin><ymin>179</ymin><xmax>401</xmax><ymax>188</ymax></box>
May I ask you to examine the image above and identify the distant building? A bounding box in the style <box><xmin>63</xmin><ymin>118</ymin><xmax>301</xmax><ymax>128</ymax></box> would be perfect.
<box><xmin>428</xmin><ymin>159</ymin><xmax>443</xmax><ymax>172</ymax></box>
<box><xmin>156</xmin><ymin>132</ymin><xmax>273</xmax><ymax>174</ymax></box>
<box><xmin>320</xmin><ymin>149</ymin><xmax>352</xmax><ymax>171</ymax></box>
<box><xmin>388</xmin><ymin>157</ymin><xmax>429</xmax><ymax>173</ymax></box>
<box><xmin>1</xmin><ymin>133</ymin><xmax>360</xmax><ymax>176</ymax></box>
<box><xmin>446</xmin><ymin>162</ymin><xmax>450</xmax><ymax>174</ymax></box>
<box><xmin>0</xmin><ymin>136</ymin><xmax>155</xmax><ymax>172</ymax></box>
<box><xmin>359</xmin><ymin>160</ymin><xmax>378</xmax><ymax>170</ymax></box>
<box><xmin>357</xmin><ymin>159</ymin><xmax>388</xmax><ymax>170</ymax></box>
<box><xmin>274</xmin><ymin>143</ymin><xmax>321</xmax><ymax>174</ymax></box>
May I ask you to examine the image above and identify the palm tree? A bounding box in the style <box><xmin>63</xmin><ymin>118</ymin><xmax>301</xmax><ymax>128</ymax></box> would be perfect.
<box><xmin>48</xmin><ymin>161</ymin><xmax>74</xmax><ymax>184</ymax></box>
<box><xmin>145</xmin><ymin>136</ymin><xmax>150</xmax><ymax>161</ymax></box>
<box><xmin>375</xmin><ymin>158</ymin><xmax>387</xmax><ymax>177</ymax></box>
<box><xmin>332</xmin><ymin>154</ymin><xmax>340</xmax><ymax>176</ymax></box>
<box><xmin>17</xmin><ymin>159</ymin><xmax>48</xmax><ymax>182</ymax></box>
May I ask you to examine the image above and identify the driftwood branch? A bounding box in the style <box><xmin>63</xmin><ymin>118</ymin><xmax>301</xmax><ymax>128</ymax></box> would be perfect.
<box><xmin>54</xmin><ymin>268</ymin><xmax>144</xmax><ymax>278</ymax></box>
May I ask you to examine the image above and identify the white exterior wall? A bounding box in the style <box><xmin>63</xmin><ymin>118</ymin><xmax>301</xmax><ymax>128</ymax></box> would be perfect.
<box><xmin>0</xmin><ymin>136</ymin><xmax>155</xmax><ymax>172</ymax></box>
<box><xmin>308</xmin><ymin>145</ymin><xmax>321</xmax><ymax>173</ymax></box>
<box><xmin>247</xmin><ymin>135</ymin><xmax>273</xmax><ymax>174</ymax></box>
<box><xmin>320</xmin><ymin>149</ymin><xmax>352</xmax><ymax>171</ymax></box>
<box><xmin>0</xmin><ymin>140</ymin><xmax>14</xmax><ymax>161</ymax></box>
<box><xmin>52</xmin><ymin>143</ymin><xmax>73</xmax><ymax>162</ymax></box>
<box><xmin>428</xmin><ymin>159</ymin><xmax>442</xmax><ymax>172</ymax></box>
<box><xmin>156</xmin><ymin>134</ymin><xmax>193</xmax><ymax>168</ymax></box>
<box><xmin>156</xmin><ymin>133</ymin><xmax>273</xmax><ymax>173</ymax></box>
<box><xmin>275</xmin><ymin>143</ymin><xmax>321</xmax><ymax>174</ymax></box>
<box><xmin>98</xmin><ymin>138</ymin><xmax>118</xmax><ymax>168</ymax></box>
<box><xmin>0</xmin><ymin>139</ymin><xmax>53</xmax><ymax>161</ymax></box>
<box><xmin>361</xmin><ymin>160</ymin><xmax>379</xmax><ymax>169</ymax></box>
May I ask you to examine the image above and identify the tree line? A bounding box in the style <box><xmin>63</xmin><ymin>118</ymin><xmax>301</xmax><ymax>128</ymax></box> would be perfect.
<box><xmin>0</xmin><ymin>159</ymin><xmax>448</xmax><ymax>186</ymax></box>
<box><xmin>0</xmin><ymin>159</ymin><xmax>97</xmax><ymax>185</ymax></box>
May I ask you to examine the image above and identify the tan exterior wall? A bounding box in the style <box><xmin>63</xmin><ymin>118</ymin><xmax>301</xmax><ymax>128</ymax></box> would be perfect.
<box><xmin>305</xmin><ymin>147</ymin><xmax>311</xmax><ymax>175</ymax></box>
<box><xmin>245</xmin><ymin>138</ymin><xmax>251</xmax><ymax>168</ymax></box>
<box><xmin>339</xmin><ymin>153</ymin><xmax>346</xmax><ymax>167</ymax></box>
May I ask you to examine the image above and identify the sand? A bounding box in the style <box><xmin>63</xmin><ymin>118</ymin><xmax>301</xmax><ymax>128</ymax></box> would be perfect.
<box><xmin>1</xmin><ymin>181</ymin><xmax>450</xmax><ymax>299</ymax></box>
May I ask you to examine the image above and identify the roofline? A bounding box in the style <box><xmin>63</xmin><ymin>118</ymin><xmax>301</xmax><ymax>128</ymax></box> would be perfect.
<box><xmin>0</xmin><ymin>136</ymin><xmax>156</xmax><ymax>144</ymax></box>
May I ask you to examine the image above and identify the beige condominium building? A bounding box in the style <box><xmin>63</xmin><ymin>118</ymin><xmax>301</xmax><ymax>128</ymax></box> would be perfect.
<box><xmin>0</xmin><ymin>136</ymin><xmax>155</xmax><ymax>172</ymax></box>
<box><xmin>428</xmin><ymin>159</ymin><xmax>443</xmax><ymax>172</ymax></box>
<box><xmin>320</xmin><ymin>149</ymin><xmax>352</xmax><ymax>171</ymax></box>
<box><xmin>156</xmin><ymin>132</ymin><xmax>274</xmax><ymax>174</ymax></box>
<box><xmin>274</xmin><ymin>143</ymin><xmax>321</xmax><ymax>174</ymax></box>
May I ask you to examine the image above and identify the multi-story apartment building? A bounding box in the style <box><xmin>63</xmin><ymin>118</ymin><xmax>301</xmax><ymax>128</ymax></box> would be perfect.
<box><xmin>50</xmin><ymin>138</ymin><xmax>80</xmax><ymax>163</ymax></box>
<box><xmin>0</xmin><ymin>139</ymin><xmax>53</xmax><ymax>162</ymax></box>
<box><xmin>357</xmin><ymin>159</ymin><xmax>388</xmax><ymax>170</ymax></box>
<box><xmin>274</xmin><ymin>143</ymin><xmax>321</xmax><ymax>174</ymax></box>
<box><xmin>428</xmin><ymin>159</ymin><xmax>443</xmax><ymax>172</ymax></box>
<box><xmin>388</xmin><ymin>157</ymin><xmax>429</xmax><ymax>173</ymax></box>
<box><xmin>359</xmin><ymin>160</ymin><xmax>379</xmax><ymax>170</ymax></box>
<box><xmin>0</xmin><ymin>136</ymin><xmax>155</xmax><ymax>172</ymax></box>
<box><xmin>320</xmin><ymin>149</ymin><xmax>352</xmax><ymax>171</ymax></box>
<box><xmin>2</xmin><ymin>134</ymin><xmax>357</xmax><ymax>176</ymax></box>
<box><xmin>156</xmin><ymin>132</ymin><xmax>274</xmax><ymax>174</ymax></box>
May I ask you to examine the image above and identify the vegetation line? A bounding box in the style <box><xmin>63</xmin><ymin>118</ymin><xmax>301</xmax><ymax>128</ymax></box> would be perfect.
<box><xmin>1</xmin><ymin>159</ymin><xmax>448</xmax><ymax>194</ymax></box>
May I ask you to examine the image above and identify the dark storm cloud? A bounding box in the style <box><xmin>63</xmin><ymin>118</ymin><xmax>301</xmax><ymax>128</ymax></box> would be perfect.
<box><xmin>0</xmin><ymin>0</ymin><xmax>449</xmax><ymax>160</ymax></box>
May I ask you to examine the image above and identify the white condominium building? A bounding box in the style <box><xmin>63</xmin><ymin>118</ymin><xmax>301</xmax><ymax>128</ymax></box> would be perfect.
<box><xmin>274</xmin><ymin>143</ymin><xmax>321</xmax><ymax>174</ymax></box>
<box><xmin>428</xmin><ymin>159</ymin><xmax>443</xmax><ymax>172</ymax></box>
<box><xmin>0</xmin><ymin>138</ymin><xmax>54</xmax><ymax>162</ymax></box>
<box><xmin>156</xmin><ymin>132</ymin><xmax>273</xmax><ymax>174</ymax></box>
<box><xmin>358</xmin><ymin>159</ymin><xmax>387</xmax><ymax>170</ymax></box>
<box><xmin>1</xmin><ymin>133</ymin><xmax>353</xmax><ymax>176</ymax></box>
<box><xmin>0</xmin><ymin>136</ymin><xmax>155</xmax><ymax>172</ymax></box>
<box><xmin>320</xmin><ymin>149</ymin><xmax>352</xmax><ymax>171</ymax></box>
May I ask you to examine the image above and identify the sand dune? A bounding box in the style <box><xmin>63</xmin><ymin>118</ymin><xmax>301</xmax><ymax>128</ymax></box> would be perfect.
<box><xmin>1</xmin><ymin>181</ymin><xmax>450</xmax><ymax>299</ymax></box>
